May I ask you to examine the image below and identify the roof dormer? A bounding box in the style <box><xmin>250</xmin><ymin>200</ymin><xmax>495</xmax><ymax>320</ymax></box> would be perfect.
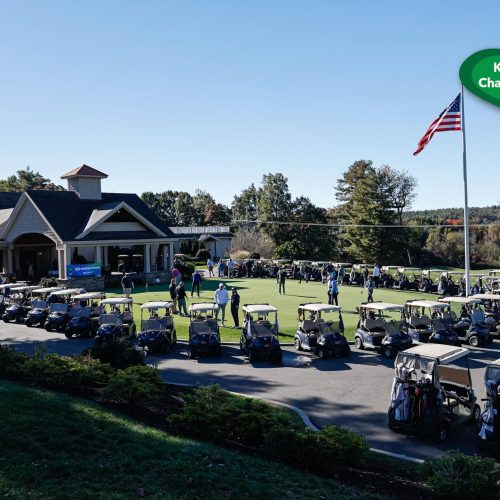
<box><xmin>61</xmin><ymin>164</ymin><xmax>108</xmax><ymax>200</ymax></box>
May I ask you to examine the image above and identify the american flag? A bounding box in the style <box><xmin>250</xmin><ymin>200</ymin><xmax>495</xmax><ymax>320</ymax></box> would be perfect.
<box><xmin>413</xmin><ymin>94</ymin><xmax>461</xmax><ymax>155</ymax></box>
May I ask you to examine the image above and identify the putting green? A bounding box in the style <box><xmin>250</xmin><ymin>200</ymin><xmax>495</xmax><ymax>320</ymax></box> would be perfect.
<box><xmin>107</xmin><ymin>276</ymin><xmax>437</xmax><ymax>343</ymax></box>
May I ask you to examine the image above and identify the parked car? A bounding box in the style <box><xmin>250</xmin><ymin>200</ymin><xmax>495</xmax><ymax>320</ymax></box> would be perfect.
<box><xmin>403</xmin><ymin>300</ymin><xmax>461</xmax><ymax>346</ymax></box>
<box><xmin>137</xmin><ymin>301</ymin><xmax>177</xmax><ymax>354</ymax></box>
<box><xmin>477</xmin><ymin>357</ymin><xmax>500</xmax><ymax>458</ymax></box>
<box><xmin>388</xmin><ymin>344</ymin><xmax>480</xmax><ymax>442</ymax></box>
<box><xmin>240</xmin><ymin>304</ymin><xmax>282</xmax><ymax>362</ymax></box>
<box><xmin>295</xmin><ymin>303</ymin><xmax>350</xmax><ymax>359</ymax></box>
<box><xmin>94</xmin><ymin>297</ymin><xmax>136</xmax><ymax>344</ymax></box>
<box><xmin>438</xmin><ymin>297</ymin><xmax>491</xmax><ymax>347</ymax></box>
<box><xmin>187</xmin><ymin>302</ymin><xmax>221</xmax><ymax>359</ymax></box>
<box><xmin>355</xmin><ymin>302</ymin><xmax>412</xmax><ymax>358</ymax></box>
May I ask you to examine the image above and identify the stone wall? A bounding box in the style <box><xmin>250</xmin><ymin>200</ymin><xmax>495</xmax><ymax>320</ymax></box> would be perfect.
<box><xmin>57</xmin><ymin>276</ymin><xmax>105</xmax><ymax>291</ymax></box>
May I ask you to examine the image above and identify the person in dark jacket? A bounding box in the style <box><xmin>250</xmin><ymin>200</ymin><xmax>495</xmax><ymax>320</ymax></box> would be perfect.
<box><xmin>191</xmin><ymin>271</ymin><xmax>202</xmax><ymax>297</ymax></box>
<box><xmin>176</xmin><ymin>281</ymin><xmax>188</xmax><ymax>316</ymax></box>
<box><xmin>230</xmin><ymin>288</ymin><xmax>240</xmax><ymax>328</ymax></box>
<box><xmin>169</xmin><ymin>278</ymin><xmax>178</xmax><ymax>313</ymax></box>
<box><xmin>121</xmin><ymin>273</ymin><xmax>134</xmax><ymax>298</ymax></box>
<box><xmin>277</xmin><ymin>267</ymin><xmax>286</xmax><ymax>295</ymax></box>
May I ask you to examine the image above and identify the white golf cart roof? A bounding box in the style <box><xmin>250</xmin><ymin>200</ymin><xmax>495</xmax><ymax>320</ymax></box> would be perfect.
<box><xmin>72</xmin><ymin>292</ymin><xmax>106</xmax><ymax>300</ymax></box>
<box><xmin>382</xmin><ymin>265</ymin><xmax>401</xmax><ymax>270</ymax></box>
<box><xmin>32</xmin><ymin>287</ymin><xmax>63</xmax><ymax>294</ymax></box>
<box><xmin>294</xmin><ymin>260</ymin><xmax>312</xmax><ymax>264</ymax></box>
<box><xmin>189</xmin><ymin>302</ymin><xmax>219</xmax><ymax>312</ymax></box>
<box><xmin>299</xmin><ymin>303</ymin><xmax>341</xmax><ymax>313</ymax></box>
<box><xmin>242</xmin><ymin>304</ymin><xmax>278</xmax><ymax>314</ymax></box>
<box><xmin>438</xmin><ymin>297</ymin><xmax>482</xmax><ymax>305</ymax></box>
<box><xmin>334</xmin><ymin>262</ymin><xmax>351</xmax><ymax>266</ymax></box>
<box><xmin>50</xmin><ymin>288</ymin><xmax>84</xmax><ymax>297</ymax></box>
<box><xmin>359</xmin><ymin>302</ymin><xmax>404</xmax><ymax>312</ymax></box>
<box><xmin>402</xmin><ymin>344</ymin><xmax>469</xmax><ymax>364</ymax></box>
<box><xmin>0</xmin><ymin>284</ymin><xmax>13</xmax><ymax>291</ymax></box>
<box><xmin>313</xmin><ymin>261</ymin><xmax>330</xmax><ymax>265</ymax></box>
<box><xmin>101</xmin><ymin>297</ymin><xmax>133</xmax><ymax>305</ymax></box>
<box><xmin>489</xmin><ymin>269</ymin><xmax>500</xmax><ymax>275</ymax></box>
<box><xmin>9</xmin><ymin>285</ymin><xmax>42</xmax><ymax>292</ymax></box>
<box><xmin>470</xmin><ymin>293</ymin><xmax>500</xmax><ymax>301</ymax></box>
<box><xmin>141</xmin><ymin>301</ymin><xmax>173</xmax><ymax>309</ymax></box>
<box><xmin>273</xmin><ymin>259</ymin><xmax>291</xmax><ymax>263</ymax></box>
<box><xmin>406</xmin><ymin>300</ymin><xmax>448</xmax><ymax>309</ymax></box>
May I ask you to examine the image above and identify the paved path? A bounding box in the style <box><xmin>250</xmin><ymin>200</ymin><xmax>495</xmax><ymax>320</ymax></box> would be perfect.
<box><xmin>1</xmin><ymin>321</ymin><xmax>498</xmax><ymax>460</ymax></box>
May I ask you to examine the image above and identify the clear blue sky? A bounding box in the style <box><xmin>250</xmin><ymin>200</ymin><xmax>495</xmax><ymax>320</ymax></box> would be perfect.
<box><xmin>1</xmin><ymin>0</ymin><xmax>499</xmax><ymax>210</ymax></box>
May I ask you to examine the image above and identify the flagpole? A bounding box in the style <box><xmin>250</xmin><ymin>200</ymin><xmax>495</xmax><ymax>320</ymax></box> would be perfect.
<box><xmin>461</xmin><ymin>85</ymin><xmax>471</xmax><ymax>296</ymax></box>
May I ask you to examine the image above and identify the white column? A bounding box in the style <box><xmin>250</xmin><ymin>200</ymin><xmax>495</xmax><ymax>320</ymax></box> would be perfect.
<box><xmin>62</xmin><ymin>245</ymin><xmax>71</xmax><ymax>279</ymax></box>
<box><xmin>144</xmin><ymin>244</ymin><xmax>151</xmax><ymax>273</ymax></box>
<box><xmin>58</xmin><ymin>249</ymin><xmax>65</xmax><ymax>279</ymax></box>
<box><xmin>168</xmin><ymin>242</ymin><xmax>174</xmax><ymax>270</ymax></box>
<box><xmin>95</xmin><ymin>245</ymin><xmax>102</xmax><ymax>265</ymax></box>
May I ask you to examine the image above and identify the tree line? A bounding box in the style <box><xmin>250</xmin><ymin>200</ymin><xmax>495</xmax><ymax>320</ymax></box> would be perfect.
<box><xmin>2</xmin><ymin>165</ymin><xmax>499</xmax><ymax>267</ymax></box>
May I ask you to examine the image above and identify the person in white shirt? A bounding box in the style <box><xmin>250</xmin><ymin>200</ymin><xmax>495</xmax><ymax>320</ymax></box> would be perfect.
<box><xmin>214</xmin><ymin>282</ymin><xmax>229</xmax><ymax>325</ymax></box>
<box><xmin>228</xmin><ymin>258</ymin><xmax>235</xmax><ymax>278</ymax></box>
<box><xmin>207</xmin><ymin>258</ymin><xmax>214</xmax><ymax>277</ymax></box>
<box><xmin>373</xmin><ymin>263</ymin><xmax>381</xmax><ymax>288</ymax></box>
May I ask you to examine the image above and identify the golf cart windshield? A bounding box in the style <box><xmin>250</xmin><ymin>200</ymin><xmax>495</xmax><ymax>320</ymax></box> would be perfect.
<box><xmin>141</xmin><ymin>318</ymin><xmax>165</xmax><ymax>331</ymax></box>
<box><xmin>50</xmin><ymin>303</ymin><xmax>68</xmax><ymax>314</ymax></box>
<box><xmin>252</xmin><ymin>323</ymin><xmax>274</xmax><ymax>337</ymax></box>
<box><xmin>70</xmin><ymin>307</ymin><xmax>91</xmax><ymax>318</ymax></box>
<box><xmin>100</xmin><ymin>314</ymin><xmax>121</xmax><ymax>326</ymax></box>
<box><xmin>31</xmin><ymin>300</ymin><xmax>47</xmax><ymax>309</ymax></box>
<box><xmin>395</xmin><ymin>353</ymin><xmax>436</xmax><ymax>385</ymax></box>
<box><xmin>485</xmin><ymin>362</ymin><xmax>500</xmax><ymax>384</ymax></box>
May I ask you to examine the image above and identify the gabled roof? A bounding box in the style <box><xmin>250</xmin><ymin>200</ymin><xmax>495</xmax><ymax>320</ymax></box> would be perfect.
<box><xmin>61</xmin><ymin>164</ymin><xmax>108</xmax><ymax>179</ymax></box>
<box><xmin>0</xmin><ymin>192</ymin><xmax>22</xmax><ymax>209</ymax></box>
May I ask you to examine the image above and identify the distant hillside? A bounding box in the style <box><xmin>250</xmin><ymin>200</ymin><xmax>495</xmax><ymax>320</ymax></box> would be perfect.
<box><xmin>405</xmin><ymin>206</ymin><xmax>500</xmax><ymax>224</ymax></box>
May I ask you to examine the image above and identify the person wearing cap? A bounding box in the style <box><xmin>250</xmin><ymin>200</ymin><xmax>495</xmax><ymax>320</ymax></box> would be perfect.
<box><xmin>176</xmin><ymin>281</ymin><xmax>188</xmax><ymax>316</ymax></box>
<box><xmin>230</xmin><ymin>288</ymin><xmax>240</xmax><ymax>328</ymax></box>
<box><xmin>214</xmin><ymin>282</ymin><xmax>229</xmax><ymax>325</ymax></box>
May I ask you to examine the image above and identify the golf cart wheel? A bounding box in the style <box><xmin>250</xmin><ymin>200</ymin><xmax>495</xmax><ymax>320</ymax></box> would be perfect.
<box><xmin>248</xmin><ymin>350</ymin><xmax>257</xmax><ymax>362</ymax></box>
<box><xmin>468</xmin><ymin>335</ymin><xmax>480</xmax><ymax>348</ymax></box>
<box><xmin>354</xmin><ymin>337</ymin><xmax>363</xmax><ymax>350</ymax></box>
<box><xmin>318</xmin><ymin>349</ymin><xmax>327</xmax><ymax>360</ymax></box>
<box><xmin>274</xmin><ymin>349</ymin><xmax>283</xmax><ymax>363</ymax></box>
<box><xmin>65</xmin><ymin>331</ymin><xmax>72</xmax><ymax>339</ymax></box>
<box><xmin>3</xmin><ymin>316</ymin><xmax>9</xmax><ymax>323</ymax></box>
<box><xmin>239</xmin><ymin>341</ymin><xmax>245</xmax><ymax>354</ymax></box>
<box><xmin>471</xmin><ymin>404</ymin><xmax>481</xmax><ymax>423</ymax></box>
<box><xmin>294</xmin><ymin>338</ymin><xmax>302</xmax><ymax>351</ymax></box>
<box><xmin>25</xmin><ymin>319</ymin><xmax>33</xmax><ymax>327</ymax></box>
<box><xmin>342</xmin><ymin>345</ymin><xmax>351</xmax><ymax>357</ymax></box>
<box><xmin>162</xmin><ymin>342</ymin><xmax>171</xmax><ymax>355</ymax></box>
<box><xmin>434</xmin><ymin>424</ymin><xmax>449</xmax><ymax>443</ymax></box>
<box><xmin>187</xmin><ymin>348</ymin><xmax>195</xmax><ymax>359</ymax></box>
<box><xmin>382</xmin><ymin>346</ymin><xmax>394</xmax><ymax>358</ymax></box>
<box><xmin>44</xmin><ymin>323</ymin><xmax>52</xmax><ymax>332</ymax></box>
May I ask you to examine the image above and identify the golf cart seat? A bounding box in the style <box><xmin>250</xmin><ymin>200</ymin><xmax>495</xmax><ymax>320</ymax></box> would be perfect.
<box><xmin>122</xmin><ymin>310</ymin><xmax>133</xmax><ymax>323</ymax></box>
<box><xmin>301</xmin><ymin>320</ymin><xmax>319</xmax><ymax>334</ymax></box>
<box><xmin>364</xmin><ymin>318</ymin><xmax>385</xmax><ymax>331</ymax></box>
<box><xmin>410</xmin><ymin>315</ymin><xmax>431</xmax><ymax>328</ymax></box>
<box><xmin>165</xmin><ymin>316</ymin><xmax>174</xmax><ymax>330</ymax></box>
<box><xmin>190</xmin><ymin>321</ymin><xmax>206</xmax><ymax>334</ymax></box>
<box><xmin>252</xmin><ymin>323</ymin><xmax>272</xmax><ymax>336</ymax></box>
<box><xmin>205</xmin><ymin>319</ymin><xmax>218</xmax><ymax>332</ymax></box>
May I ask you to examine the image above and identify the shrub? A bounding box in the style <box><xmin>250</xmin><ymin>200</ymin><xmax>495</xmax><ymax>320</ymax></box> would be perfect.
<box><xmin>22</xmin><ymin>354</ymin><xmax>113</xmax><ymax>389</ymax></box>
<box><xmin>38</xmin><ymin>276</ymin><xmax>60</xmax><ymax>287</ymax></box>
<box><xmin>104</xmin><ymin>365</ymin><xmax>163</xmax><ymax>405</ymax></box>
<box><xmin>421</xmin><ymin>451</ymin><xmax>500</xmax><ymax>498</ymax></box>
<box><xmin>248</xmin><ymin>252</ymin><xmax>261</xmax><ymax>259</ymax></box>
<box><xmin>0</xmin><ymin>344</ymin><xmax>29</xmax><ymax>376</ymax></box>
<box><xmin>230</xmin><ymin>250</ymin><xmax>250</xmax><ymax>260</ymax></box>
<box><xmin>195</xmin><ymin>249</ymin><xmax>211</xmax><ymax>261</ymax></box>
<box><xmin>84</xmin><ymin>339</ymin><xmax>144</xmax><ymax>369</ymax></box>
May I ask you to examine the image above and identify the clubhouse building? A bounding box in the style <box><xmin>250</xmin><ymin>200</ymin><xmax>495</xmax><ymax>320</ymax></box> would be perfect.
<box><xmin>0</xmin><ymin>165</ymin><xmax>177</xmax><ymax>289</ymax></box>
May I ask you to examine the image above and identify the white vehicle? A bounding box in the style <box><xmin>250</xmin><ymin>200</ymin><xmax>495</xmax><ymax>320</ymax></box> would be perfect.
<box><xmin>470</xmin><ymin>293</ymin><xmax>500</xmax><ymax>341</ymax></box>
<box><xmin>187</xmin><ymin>302</ymin><xmax>221</xmax><ymax>358</ymax></box>
<box><xmin>137</xmin><ymin>301</ymin><xmax>177</xmax><ymax>354</ymax></box>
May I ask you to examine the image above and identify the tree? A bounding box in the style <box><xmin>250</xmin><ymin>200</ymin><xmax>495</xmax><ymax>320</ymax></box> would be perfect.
<box><xmin>257</xmin><ymin>173</ymin><xmax>293</xmax><ymax>244</ymax></box>
<box><xmin>378</xmin><ymin>166</ymin><xmax>417</xmax><ymax>225</ymax></box>
<box><xmin>231</xmin><ymin>228</ymin><xmax>276</xmax><ymax>259</ymax></box>
<box><xmin>231</xmin><ymin>184</ymin><xmax>259</xmax><ymax>223</ymax></box>
<box><xmin>193</xmin><ymin>189</ymin><xmax>231</xmax><ymax>225</ymax></box>
<box><xmin>273</xmin><ymin>240</ymin><xmax>305</xmax><ymax>260</ymax></box>
<box><xmin>0</xmin><ymin>167</ymin><xmax>64</xmax><ymax>191</ymax></box>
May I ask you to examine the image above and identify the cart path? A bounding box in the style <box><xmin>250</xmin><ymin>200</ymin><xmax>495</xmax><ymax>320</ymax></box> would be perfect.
<box><xmin>1</xmin><ymin>321</ymin><xmax>498</xmax><ymax>461</ymax></box>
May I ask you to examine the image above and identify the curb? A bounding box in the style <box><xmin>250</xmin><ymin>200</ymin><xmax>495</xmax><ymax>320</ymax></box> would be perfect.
<box><xmin>164</xmin><ymin>380</ymin><xmax>426</xmax><ymax>465</ymax></box>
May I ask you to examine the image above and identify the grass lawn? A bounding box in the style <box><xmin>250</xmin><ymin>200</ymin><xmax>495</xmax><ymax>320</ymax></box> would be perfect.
<box><xmin>0</xmin><ymin>380</ymin><xmax>376</xmax><ymax>499</ymax></box>
<box><xmin>107</xmin><ymin>277</ymin><xmax>438</xmax><ymax>342</ymax></box>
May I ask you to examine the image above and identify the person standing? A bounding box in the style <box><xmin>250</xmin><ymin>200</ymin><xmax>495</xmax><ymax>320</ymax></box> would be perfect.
<box><xmin>338</xmin><ymin>265</ymin><xmax>345</xmax><ymax>284</ymax></box>
<box><xmin>277</xmin><ymin>267</ymin><xmax>286</xmax><ymax>295</ymax></box>
<box><xmin>373</xmin><ymin>263</ymin><xmax>381</xmax><ymax>288</ymax></box>
<box><xmin>327</xmin><ymin>275</ymin><xmax>333</xmax><ymax>305</ymax></box>
<box><xmin>121</xmin><ymin>273</ymin><xmax>134</xmax><ymax>298</ymax></box>
<box><xmin>330</xmin><ymin>278</ymin><xmax>339</xmax><ymax>306</ymax></box>
<box><xmin>228</xmin><ymin>258</ymin><xmax>235</xmax><ymax>278</ymax></box>
<box><xmin>218</xmin><ymin>259</ymin><xmax>226</xmax><ymax>278</ymax></box>
<box><xmin>230</xmin><ymin>288</ymin><xmax>240</xmax><ymax>328</ymax></box>
<box><xmin>363</xmin><ymin>266</ymin><xmax>369</xmax><ymax>285</ymax></box>
<box><xmin>169</xmin><ymin>278</ymin><xmax>178</xmax><ymax>313</ymax></box>
<box><xmin>176</xmin><ymin>281</ymin><xmax>188</xmax><ymax>316</ymax></box>
<box><xmin>27</xmin><ymin>261</ymin><xmax>35</xmax><ymax>283</ymax></box>
<box><xmin>214</xmin><ymin>283</ymin><xmax>229</xmax><ymax>325</ymax></box>
<box><xmin>191</xmin><ymin>270</ymin><xmax>202</xmax><ymax>297</ymax></box>
<box><xmin>207</xmin><ymin>258</ymin><xmax>214</xmax><ymax>277</ymax></box>
<box><xmin>366</xmin><ymin>276</ymin><xmax>374</xmax><ymax>303</ymax></box>
<box><xmin>171</xmin><ymin>266</ymin><xmax>182</xmax><ymax>286</ymax></box>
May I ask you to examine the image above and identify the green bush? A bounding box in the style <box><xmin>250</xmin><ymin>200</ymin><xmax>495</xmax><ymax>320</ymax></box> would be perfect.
<box><xmin>104</xmin><ymin>365</ymin><xmax>163</xmax><ymax>405</ymax></box>
<box><xmin>22</xmin><ymin>354</ymin><xmax>113</xmax><ymax>389</ymax></box>
<box><xmin>0</xmin><ymin>344</ymin><xmax>29</xmax><ymax>376</ymax></box>
<box><xmin>421</xmin><ymin>451</ymin><xmax>500</xmax><ymax>498</ymax></box>
<box><xmin>84</xmin><ymin>339</ymin><xmax>144</xmax><ymax>369</ymax></box>
<box><xmin>38</xmin><ymin>276</ymin><xmax>59</xmax><ymax>287</ymax></box>
<box><xmin>195</xmin><ymin>249</ymin><xmax>211</xmax><ymax>261</ymax></box>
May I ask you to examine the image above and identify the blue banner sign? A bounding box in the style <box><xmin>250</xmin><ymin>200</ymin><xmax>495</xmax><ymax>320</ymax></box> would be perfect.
<box><xmin>66</xmin><ymin>263</ymin><xmax>101</xmax><ymax>278</ymax></box>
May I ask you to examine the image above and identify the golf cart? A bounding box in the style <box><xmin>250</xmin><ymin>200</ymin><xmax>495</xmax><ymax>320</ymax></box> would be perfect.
<box><xmin>418</xmin><ymin>270</ymin><xmax>438</xmax><ymax>293</ymax></box>
<box><xmin>64</xmin><ymin>292</ymin><xmax>106</xmax><ymax>338</ymax></box>
<box><xmin>477</xmin><ymin>358</ymin><xmax>500</xmax><ymax>458</ymax></box>
<box><xmin>94</xmin><ymin>297</ymin><xmax>136</xmax><ymax>344</ymax></box>
<box><xmin>187</xmin><ymin>302</ymin><xmax>221</xmax><ymax>359</ymax></box>
<box><xmin>470</xmin><ymin>293</ymin><xmax>500</xmax><ymax>341</ymax></box>
<box><xmin>240</xmin><ymin>304</ymin><xmax>282</xmax><ymax>362</ymax></box>
<box><xmin>137</xmin><ymin>301</ymin><xmax>177</xmax><ymax>354</ymax></box>
<box><xmin>438</xmin><ymin>297</ymin><xmax>491</xmax><ymax>347</ymax></box>
<box><xmin>44</xmin><ymin>289</ymin><xmax>84</xmax><ymax>332</ymax></box>
<box><xmin>24</xmin><ymin>287</ymin><xmax>62</xmax><ymax>327</ymax></box>
<box><xmin>295</xmin><ymin>303</ymin><xmax>350</xmax><ymax>359</ymax></box>
<box><xmin>404</xmin><ymin>300</ymin><xmax>461</xmax><ymax>346</ymax></box>
<box><xmin>355</xmin><ymin>302</ymin><xmax>412</xmax><ymax>358</ymax></box>
<box><xmin>2</xmin><ymin>285</ymin><xmax>41</xmax><ymax>323</ymax></box>
<box><xmin>388</xmin><ymin>344</ymin><xmax>480</xmax><ymax>442</ymax></box>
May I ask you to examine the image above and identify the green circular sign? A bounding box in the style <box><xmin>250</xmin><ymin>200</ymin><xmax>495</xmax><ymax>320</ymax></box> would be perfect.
<box><xmin>460</xmin><ymin>49</ymin><xmax>500</xmax><ymax>107</ymax></box>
